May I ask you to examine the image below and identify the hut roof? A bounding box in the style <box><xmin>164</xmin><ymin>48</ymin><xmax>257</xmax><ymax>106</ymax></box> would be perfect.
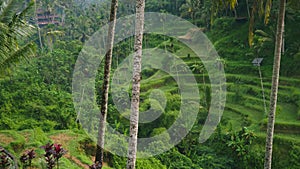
<box><xmin>252</xmin><ymin>58</ymin><xmax>264</xmax><ymax>66</ymax></box>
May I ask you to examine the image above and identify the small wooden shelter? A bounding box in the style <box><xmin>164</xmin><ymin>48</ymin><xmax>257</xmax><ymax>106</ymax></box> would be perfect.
<box><xmin>252</xmin><ymin>58</ymin><xmax>264</xmax><ymax>66</ymax></box>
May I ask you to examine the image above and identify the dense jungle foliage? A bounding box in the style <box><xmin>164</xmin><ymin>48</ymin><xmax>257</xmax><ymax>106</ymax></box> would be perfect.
<box><xmin>0</xmin><ymin>0</ymin><xmax>300</xmax><ymax>168</ymax></box>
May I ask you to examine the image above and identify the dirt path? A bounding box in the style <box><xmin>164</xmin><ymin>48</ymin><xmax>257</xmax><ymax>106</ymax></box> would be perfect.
<box><xmin>65</xmin><ymin>153</ymin><xmax>90</xmax><ymax>169</ymax></box>
<box><xmin>0</xmin><ymin>134</ymin><xmax>14</xmax><ymax>145</ymax></box>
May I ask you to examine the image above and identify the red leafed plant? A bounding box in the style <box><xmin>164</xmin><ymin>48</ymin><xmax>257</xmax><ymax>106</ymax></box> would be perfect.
<box><xmin>20</xmin><ymin>149</ymin><xmax>36</xmax><ymax>168</ymax></box>
<box><xmin>41</xmin><ymin>143</ymin><xmax>67</xmax><ymax>169</ymax></box>
<box><xmin>89</xmin><ymin>161</ymin><xmax>102</xmax><ymax>169</ymax></box>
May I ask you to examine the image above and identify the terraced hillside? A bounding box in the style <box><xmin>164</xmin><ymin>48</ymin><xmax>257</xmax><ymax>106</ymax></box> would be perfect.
<box><xmin>132</xmin><ymin>21</ymin><xmax>300</xmax><ymax>139</ymax></box>
<box><xmin>134</xmin><ymin>18</ymin><xmax>300</xmax><ymax>164</ymax></box>
<box><xmin>0</xmin><ymin>16</ymin><xmax>299</xmax><ymax>169</ymax></box>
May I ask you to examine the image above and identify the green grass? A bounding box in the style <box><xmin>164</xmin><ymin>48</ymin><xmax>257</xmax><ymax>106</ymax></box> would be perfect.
<box><xmin>138</xmin><ymin>38</ymin><xmax>300</xmax><ymax>139</ymax></box>
<box><xmin>0</xmin><ymin>129</ymin><xmax>113</xmax><ymax>169</ymax></box>
<box><xmin>256</xmin><ymin>132</ymin><xmax>300</xmax><ymax>145</ymax></box>
<box><xmin>59</xmin><ymin>158</ymin><xmax>83</xmax><ymax>169</ymax></box>
<box><xmin>276</xmin><ymin>103</ymin><xmax>298</xmax><ymax>122</ymax></box>
<box><xmin>222</xmin><ymin>110</ymin><xmax>244</xmax><ymax>130</ymax></box>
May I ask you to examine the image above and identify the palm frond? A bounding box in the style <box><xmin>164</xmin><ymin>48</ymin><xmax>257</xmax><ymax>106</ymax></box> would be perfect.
<box><xmin>9</xmin><ymin>3</ymin><xmax>35</xmax><ymax>38</ymax></box>
<box><xmin>255</xmin><ymin>29</ymin><xmax>271</xmax><ymax>38</ymax></box>
<box><xmin>249</xmin><ymin>4</ymin><xmax>256</xmax><ymax>47</ymax></box>
<box><xmin>0</xmin><ymin>0</ymin><xmax>16</xmax><ymax>24</ymax></box>
<box><xmin>264</xmin><ymin>0</ymin><xmax>272</xmax><ymax>24</ymax></box>
<box><xmin>16</xmin><ymin>0</ymin><xmax>34</xmax><ymax>19</ymax></box>
<box><xmin>46</xmin><ymin>30</ymin><xmax>65</xmax><ymax>36</ymax></box>
<box><xmin>230</xmin><ymin>0</ymin><xmax>238</xmax><ymax>10</ymax></box>
<box><xmin>258</xmin><ymin>0</ymin><xmax>264</xmax><ymax>18</ymax></box>
<box><xmin>0</xmin><ymin>22</ymin><xmax>10</xmax><ymax>60</ymax></box>
<box><xmin>0</xmin><ymin>42</ymin><xmax>36</xmax><ymax>73</ymax></box>
<box><xmin>0</xmin><ymin>0</ymin><xmax>36</xmax><ymax>74</ymax></box>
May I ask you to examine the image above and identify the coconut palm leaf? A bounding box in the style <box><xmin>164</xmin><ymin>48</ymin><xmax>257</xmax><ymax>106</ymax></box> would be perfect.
<box><xmin>264</xmin><ymin>0</ymin><xmax>272</xmax><ymax>24</ymax></box>
<box><xmin>0</xmin><ymin>42</ymin><xmax>35</xmax><ymax>73</ymax></box>
<box><xmin>0</xmin><ymin>0</ymin><xmax>36</xmax><ymax>74</ymax></box>
<box><xmin>0</xmin><ymin>0</ymin><xmax>15</xmax><ymax>23</ymax></box>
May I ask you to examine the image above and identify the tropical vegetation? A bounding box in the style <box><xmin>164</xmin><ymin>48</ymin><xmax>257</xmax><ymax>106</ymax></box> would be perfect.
<box><xmin>0</xmin><ymin>0</ymin><xmax>300</xmax><ymax>169</ymax></box>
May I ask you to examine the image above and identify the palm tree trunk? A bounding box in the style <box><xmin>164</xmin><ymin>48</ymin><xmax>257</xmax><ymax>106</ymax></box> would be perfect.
<box><xmin>246</xmin><ymin>0</ymin><xmax>250</xmax><ymax>18</ymax></box>
<box><xmin>95</xmin><ymin>0</ymin><xmax>118</xmax><ymax>167</ymax></box>
<box><xmin>258</xmin><ymin>65</ymin><xmax>267</xmax><ymax>116</ymax></box>
<box><xmin>264</xmin><ymin>0</ymin><xmax>286</xmax><ymax>168</ymax></box>
<box><xmin>233</xmin><ymin>7</ymin><xmax>238</xmax><ymax>18</ymax></box>
<box><xmin>126</xmin><ymin>0</ymin><xmax>145</xmax><ymax>168</ymax></box>
<box><xmin>34</xmin><ymin>0</ymin><xmax>43</xmax><ymax>50</ymax></box>
<box><xmin>282</xmin><ymin>22</ymin><xmax>285</xmax><ymax>54</ymax></box>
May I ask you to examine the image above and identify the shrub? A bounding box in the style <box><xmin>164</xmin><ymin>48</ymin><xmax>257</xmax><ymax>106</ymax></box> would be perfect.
<box><xmin>0</xmin><ymin>153</ymin><xmax>13</xmax><ymax>169</ymax></box>
<box><xmin>41</xmin><ymin>120</ymin><xmax>57</xmax><ymax>132</ymax></box>
<box><xmin>0</xmin><ymin>117</ymin><xmax>16</xmax><ymax>130</ymax></box>
<box><xmin>79</xmin><ymin>137</ymin><xmax>96</xmax><ymax>156</ymax></box>
<box><xmin>33</xmin><ymin>128</ymin><xmax>49</xmax><ymax>144</ymax></box>
<box><xmin>156</xmin><ymin>148</ymin><xmax>197</xmax><ymax>168</ymax></box>
<box><xmin>17</xmin><ymin>119</ymin><xmax>39</xmax><ymax>131</ymax></box>
<box><xmin>41</xmin><ymin>143</ymin><xmax>67</xmax><ymax>169</ymax></box>
<box><xmin>20</xmin><ymin>149</ymin><xmax>36</xmax><ymax>168</ymax></box>
<box><xmin>213</xmin><ymin>17</ymin><xmax>235</xmax><ymax>32</ymax></box>
<box><xmin>136</xmin><ymin>157</ymin><xmax>167</xmax><ymax>169</ymax></box>
<box><xmin>10</xmin><ymin>141</ymin><xmax>25</xmax><ymax>153</ymax></box>
<box><xmin>289</xmin><ymin>145</ymin><xmax>300</xmax><ymax>168</ymax></box>
<box><xmin>109</xmin><ymin>155</ymin><xmax>126</xmax><ymax>169</ymax></box>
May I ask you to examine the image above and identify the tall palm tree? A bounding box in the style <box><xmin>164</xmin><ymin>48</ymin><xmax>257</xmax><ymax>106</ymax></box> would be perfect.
<box><xmin>45</xmin><ymin>30</ymin><xmax>64</xmax><ymax>52</ymax></box>
<box><xmin>209</xmin><ymin>0</ymin><xmax>272</xmax><ymax>47</ymax></box>
<box><xmin>34</xmin><ymin>0</ymin><xmax>43</xmax><ymax>50</ymax></box>
<box><xmin>95</xmin><ymin>0</ymin><xmax>118</xmax><ymax>167</ymax></box>
<box><xmin>0</xmin><ymin>0</ymin><xmax>36</xmax><ymax>74</ymax></box>
<box><xmin>248</xmin><ymin>0</ymin><xmax>272</xmax><ymax>46</ymax></box>
<box><xmin>126</xmin><ymin>0</ymin><xmax>145</xmax><ymax>168</ymax></box>
<box><xmin>264</xmin><ymin>0</ymin><xmax>286</xmax><ymax>168</ymax></box>
<box><xmin>210</xmin><ymin>0</ymin><xmax>238</xmax><ymax>26</ymax></box>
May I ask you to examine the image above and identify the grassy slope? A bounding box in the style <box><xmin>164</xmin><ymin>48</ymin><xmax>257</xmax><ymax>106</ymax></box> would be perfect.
<box><xmin>0</xmin><ymin>129</ymin><xmax>112</xmax><ymax>169</ymax></box>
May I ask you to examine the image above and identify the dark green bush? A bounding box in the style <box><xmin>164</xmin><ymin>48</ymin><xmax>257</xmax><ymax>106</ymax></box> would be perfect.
<box><xmin>213</xmin><ymin>17</ymin><xmax>235</xmax><ymax>32</ymax></box>
<box><xmin>137</xmin><ymin>158</ymin><xmax>167</xmax><ymax>169</ymax></box>
<box><xmin>158</xmin><ymin>149</ymin><xmax>197</xmax><ymax>169</ymax></box>
<box><xmin>142</xmin><ymin>68</ymin><xmax>157</xmax><ymax>78</ymax></box>
<box><xmin>79</xmin><ymin>137</ymin><xmax>96</xmax><ymax>156</ymax></box>
<box><xmin>41</xmin><ymin>120</ymin><xmax>57</xmax><ymax>132</ymax></box>
<box><xmin>17</xmin><ymin>119</ymin><xmax>39</xmax><ymax>131</ymax></box>
<box><xmin>10</xmin><ymin>141</ymin><xmax>25</xmax><ymax>153</ymax></box>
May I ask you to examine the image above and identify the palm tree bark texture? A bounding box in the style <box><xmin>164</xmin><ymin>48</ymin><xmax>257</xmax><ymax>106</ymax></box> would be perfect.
<box><xmin>95</xmin><ymin>0</ymin><xmax>118</xmax><ymax>167</ymax></box>
<box><xmin>264</xmin><ymin>0</ymin><xmax>286</xmax><ymax>168</ymax></box>
<box><xmin>126</xmin><ymin>0</ymin><xmax>145</xmax><ymax>168</ymax></box>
